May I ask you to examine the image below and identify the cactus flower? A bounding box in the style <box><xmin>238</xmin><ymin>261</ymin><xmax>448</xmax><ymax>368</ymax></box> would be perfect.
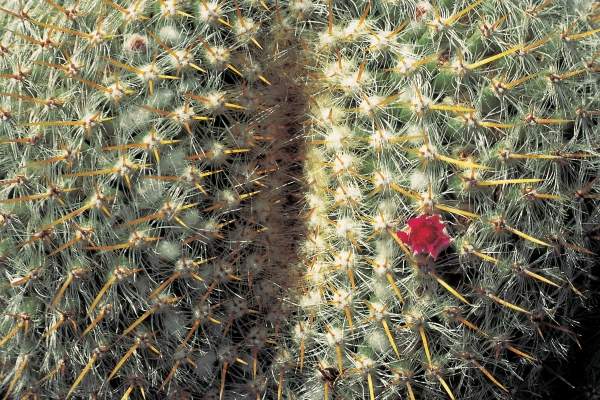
<box><xmin>397</xmin><ymin>214</ymin><xmax>451</xmax><ymax>259</ymax></box>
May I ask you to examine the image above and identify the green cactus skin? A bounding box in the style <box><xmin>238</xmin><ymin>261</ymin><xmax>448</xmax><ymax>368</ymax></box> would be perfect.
<box><xmin>0</xmin><ymin>0</ymin><xmax>598</xmax><ymax>399</ymax></box>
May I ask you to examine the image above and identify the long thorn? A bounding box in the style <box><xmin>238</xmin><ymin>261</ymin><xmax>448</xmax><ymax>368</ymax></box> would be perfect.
<box><xmin>66</xmin><ymin>353</ymin><xmax>98</xmax><ymax>399</ymax></box>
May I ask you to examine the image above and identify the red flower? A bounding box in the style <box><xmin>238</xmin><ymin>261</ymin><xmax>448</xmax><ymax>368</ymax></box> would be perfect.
<box><xmin>397</xmin><ymin>214</ymin><xmax>451</xmax><ymax>259</ymax></box>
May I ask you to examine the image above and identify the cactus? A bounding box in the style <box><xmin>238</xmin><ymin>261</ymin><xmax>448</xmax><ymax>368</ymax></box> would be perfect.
<box><xmin>293</xmin><ymin>0</ymin><xmax>600</xmax><ymax>399</ymax></box>
<box><xmin>0</xmin><ymin>0</ymin><xmax>598</xmax><ymax>399</ymax></box>
<box><xmin>0</xmin><ymin>1</ymin><xmax>307</xmax><ymax>398</ymax></box>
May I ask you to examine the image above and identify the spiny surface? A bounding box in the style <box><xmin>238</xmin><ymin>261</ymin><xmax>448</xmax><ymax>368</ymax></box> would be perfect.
<box><xmin>293</xmin><ymin>0</ymin><xmax>599</xmax><ymax>399</ymax></box>
<box><xmin>0</xmin><ymin>1</ymin><xmax>308</xmax><ymax>399</ymax></box>
<box><xmin>0</xmin><ymin>0</ymin><xmax>598</xmax><ymax>400</ymax></box>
